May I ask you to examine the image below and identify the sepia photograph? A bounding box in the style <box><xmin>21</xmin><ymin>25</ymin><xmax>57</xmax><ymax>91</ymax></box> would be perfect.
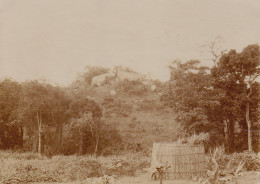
<box><xmin>0</xmin><ymin>0</ymin><xmax>259</xmax><ymax>183</ymax></box>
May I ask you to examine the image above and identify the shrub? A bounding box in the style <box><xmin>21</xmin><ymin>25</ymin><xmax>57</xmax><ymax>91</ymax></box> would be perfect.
<box><xmin>115</xmin><ymin>79</ymin><xmax>148</xmax><ymax>96</ymax></box>
<box><xmin>104</xmin><ymin>158</ymin><xmax>137</xmax><ymax>176</ymax></box>
<box><xmin>1</xmin><ymin>163</ymin><xmax>63</xmax><ymax>184</ymax></box>
<box><xmin>102</xmin><ymin>96</ymin><xmax>115</xmax><ymax>106</ymax></box>
<box><xmin>177</xmin><ymin>132</ymin><xmax>220</xmax><ymax>152</ymax></box>
<box><xmin>101</xmin><ymin>145</ymin><xmax>124</xmax><ymax>156</ymax></box>
<box><xmin>0</xmin><ymin>150</ymin><xmax>44</xmax><ymax>160</ymax></box>
<box><xmin>232</xmin><ymin>151</ymin><xmax>260</xmax><ymax>171</ymax></box>
<box><xmin>0</xmin><ymin>150</ymin><xmax>150</xmax><ymax>183</ymax></box>
<box><xmin>137</xmin><ymin>100</ymin><xmax>155</xmax><ymax>111</ymax></box>
<box><xmin>208</xmin><ymin>147</ymin><xmax>260</xmax><ymax>172</ymax></box>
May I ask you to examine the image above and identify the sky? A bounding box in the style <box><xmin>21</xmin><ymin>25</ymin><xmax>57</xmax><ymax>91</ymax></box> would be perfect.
<box><xmin>0</xmin><ymin>0</ymin><xmax>260</xmax><ymax>86</ymax></box>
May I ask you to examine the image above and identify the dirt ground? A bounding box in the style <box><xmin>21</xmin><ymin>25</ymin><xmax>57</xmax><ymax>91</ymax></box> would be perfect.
<box><xmin>117</xmin><ymin>171</ymin><xmax>259</xmax><ymax>184</ymax></box>
<box><xmin>40</xmin><ymin>171</ymin><xmax>259</xmax><ymax>184</ymax></box>
<box><xmin>234</xmin><ymin>171</ymin><xmax>260</xmax><ymax>184</ymax></box>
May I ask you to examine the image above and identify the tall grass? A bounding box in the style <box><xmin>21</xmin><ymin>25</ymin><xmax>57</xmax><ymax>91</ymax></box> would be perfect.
<box><xmin>0</xmin><ymin>150</ymin><xmax>150</xmax><ymax>183</ymax></box>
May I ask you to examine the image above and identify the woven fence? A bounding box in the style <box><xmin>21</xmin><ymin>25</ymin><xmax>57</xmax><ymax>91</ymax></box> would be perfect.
<box><xmin>151</xmin><ymin>143</ymin><xmax>207</xmax><ymax>179</ymax></box>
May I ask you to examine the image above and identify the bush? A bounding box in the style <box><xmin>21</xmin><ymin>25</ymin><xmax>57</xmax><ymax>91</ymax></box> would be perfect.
<box><xmin>0</xmin><ymin>150</ymin><xmax>150</xmax><ymax>183</ymax></box>
<box><xmin>177</xmin><ymin>132</ymin><xmax>223</xmax><ymax>152</ymax></box>
<box><xmin>209</xmin><ymin>147</ymin><xmax>260</xmax><ymax>172</ymax></box>
<box><xmin>103</xmin><ymin>99</ymin><xmax>133</xmax><ymax>118</ymax></box>
<box><xmin>115</xmin><ymin>79</ymin><xmax>148</xmax><ymax>96</ymax></box>
<box><xmin>60</xmin><ymin>121</ymin><xmax>122</xmax><ymax>156</ymax></box>
<box><xmin>232</xmin><ymin>151</ymin><xmax>260</xmax><ymax>171</ymax></box>
<box><xmin>177</xmin><ymin>133</ymin><xmax>210</xmax><ymax>149</ymax></box>
<box><xmin>104</xmin><ymin>158</ymin><xmax>137</xmax><ymax>176</ymax></box>
<box><xmin>2</xmin><ymin>165</ymin><xmax>62</xmax><ymax>184</ymax></box>
<box><xmin>101</xmin><ymin>146</ymin><xmax>124</xmax><ymax>156</ymax></box>
<box><xmin>0</xmin><ymin>150</ymin><xmax>44</xmax><ymax>160</ymax></box>
<box><xmin>137</xmin><ymin>99</ymin><xmax>156</xmax><ymax>111</ymax></box>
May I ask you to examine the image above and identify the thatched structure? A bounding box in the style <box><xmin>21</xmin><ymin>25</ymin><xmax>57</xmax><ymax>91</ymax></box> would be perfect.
<box><xmin>150</xmin><ymin>143</ymin><xmax>207</xmax><ymax>179</ymax></box>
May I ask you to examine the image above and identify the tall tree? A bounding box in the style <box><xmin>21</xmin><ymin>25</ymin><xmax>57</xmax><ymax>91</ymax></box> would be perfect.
<box><xmin>0</xmin><ymin>79</ymin><xmax>22</xmax><ymax>149</ymax></box>
<box><xmin>167</xmin><ymin>60</ymin><xmax>224</xmax><ymax>148</ymax></box>
<box><xmin>68</xmin><ymin>96</ymin><xmax>102</xmax><ymax>155</ymax></box>
<box><xmin>18</xmin><ymin>81</ymin><xmax>54</xmax><ymax>154</ymax></box>
<box><xmin>212</xmin><ymin>44</ymin><xmax>260</xmax><ymax>152</ymax></box>
<box><xmin>47</xmin><ymin>87</ymin><xmax>71</xmax><ymax>149</ymax></box>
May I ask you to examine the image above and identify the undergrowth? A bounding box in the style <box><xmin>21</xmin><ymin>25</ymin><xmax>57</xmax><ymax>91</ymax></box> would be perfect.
<box><xmin>0</xmin><ymin>150</ymin><xmax>150</xmax><ymax>184</ymax></box>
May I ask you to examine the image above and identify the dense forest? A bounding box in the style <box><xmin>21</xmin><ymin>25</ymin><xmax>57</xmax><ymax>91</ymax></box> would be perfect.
<box><xmin>0</xmin><ymin>44</ymin><xmax>259</xmax><ymax>156</ymax></box>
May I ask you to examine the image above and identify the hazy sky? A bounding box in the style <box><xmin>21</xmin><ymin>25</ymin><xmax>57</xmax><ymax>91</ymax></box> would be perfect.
<box><xmin>1</xmin><ymin>0</ymin><xmax>260</xmax><ymax>86</ymax></box>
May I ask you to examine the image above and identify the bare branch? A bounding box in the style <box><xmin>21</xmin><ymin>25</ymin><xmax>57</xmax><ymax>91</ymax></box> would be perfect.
<box><xmin>201</xmin><ymin>36</ymin><xmax>226</xmax><ymax>66</ymax></box>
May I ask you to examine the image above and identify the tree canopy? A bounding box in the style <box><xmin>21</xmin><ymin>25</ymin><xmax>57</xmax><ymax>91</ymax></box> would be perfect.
<box><xmin>165</xmin><ymin>44</ymin><xmax>260</xmax><ymax>152</ymax></box>
<box><xmin>0</xmin><ymin>79</ymin><xmax>120</xmax><ymax>155</ymax></box>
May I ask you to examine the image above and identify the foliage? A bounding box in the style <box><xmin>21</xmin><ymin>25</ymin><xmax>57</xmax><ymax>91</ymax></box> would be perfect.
<box><xmin>1</xmin><ymin>165</ymin><xmax>62</xmax><ymax>184</ymax></box>
<box><xmin>0</xmin><ymin>150</ymin><xmax>150</xmax><ymax>183</ymax></box>
<box><xmin>97</xmin><ymin>124</ymin><xmax>122</xmax><ymax>155</ymax></box>
<box><xmin>202</xmin><ymin>148</ymin><xmax>259</xmax><ymax>184</ymax></box>
<box><xmin>115</xmin><ymin>79</ymin><xmax>148</xmax><ymax>96</ymax></box>
<box><xmin>65</xmin><ymin>65</ymin><xmax>177</xmax><ymax>147</ymax></box>
<box><xmin>150</xmin><ymin>163</ymin><xmax>171</xmax><ymax>183</ymax></box>
<box><xmin>229</xmin><ymin>151</ymin><xmax>260</xmax><ymax>171</ymax></box>
<box><xmin>211</xmin><ymin>44</ymin><xmax>260</xmax><ymax>152</ymax></box>
<box><xmin>166</xmin><ymin>60</ymin><xmax>224</xmax><ymax>148</ymax></box>
<box><xmin>137</xmin><ymin>99</ymin><xmax>157</xmax><ymax>111</ymax></box>
<box><xmin>102</xmin><ymin>98</ymin><xmax>133</xmax><ymax>118</ymax></box>
<box><xmin>205</xmin><ymin>146</ymin><xmax>259</xmax><ymax>184</ymax></box>
<box><xmin>168</xmin><ymin>60</ymin><xmax>216</xmax><ymax>132</ymax></box>
<box><xmin>0</xmin><ymin>79</ymin><xmax>22</xmax><ymax>149</ymax></box>
<box><xmin>177</xmin><ymin>132</ymin><xmax>212</xmax><ymax>151</ymax></box>
<box><xmin>165</xmin><ymin>44</ymin><xmax>260</xmax><ymax>152</ymax></box>
<box><xmin>209</xmin><ymin>147</ymin><xmax>260</xmax><ymax>173</ymax></box>
<box><xmin>101</xmin><ymin>142</ymin><xmax>151</xmax><ymax>157</ymax></box>
<box><xmin>0</xmin><ymin>77</ymin><xmax>123</xmax><ymax>156</ymax></box>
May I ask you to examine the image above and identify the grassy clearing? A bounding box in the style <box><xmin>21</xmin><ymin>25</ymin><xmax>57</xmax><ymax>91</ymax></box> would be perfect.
<box><xmin>0</xmin><ymin>149</ymin><xmax>259</xmax><ymax>184</ymax></box>
<box><xmin>0</xmin><ymin>150</ymin><xmax>150</xmax><ymax>184</ymax></box>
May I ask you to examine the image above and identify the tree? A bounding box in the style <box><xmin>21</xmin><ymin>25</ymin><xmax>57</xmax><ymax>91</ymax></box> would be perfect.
<box><xmin>18</xmin><ymin>81</ymin><xmax>55</xmax><ymax>154</ymax></box>
<box><xmin>202</xmin><ymin>36</ymin><xmax>226</xmax><ymax>66</ymax></box>
<box><xmin>166</xmin><ymin>60</ymin><xmax>224</xmax><ymax>149</ymax></box>
<box><xmin>47</xmin><ymin>87</ymin><xmax>71</xmax><ymax>150</ymax></box>
<box><xmin>212</xmin><ymin>44</ymin><xmax>260</xmax><ymax>152</ymax></box>
<box><xmin>68</xmin><ymin>96</ymin><xmax>102</xmax><ymax>155</ymax></box>
<box><xmin>0</xmin><ymin>79</ymin><xmax>22</xmax><ymax>149</ymax></box>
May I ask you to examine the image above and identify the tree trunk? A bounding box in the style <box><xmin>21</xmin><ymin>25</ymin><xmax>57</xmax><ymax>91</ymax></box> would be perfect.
<box><xmin>59</xmin><ymin>122</ymin><xmax>63</xmax><ymax>147</ymax></box>
<box><xmin>20</xmin><ymin>126</ymin><xmax>23</xmax><ymax>148</ymax></box>
<box><xmin>38</xmin><ymin>125</ymin><xmax>42</xmax><ymax>154</ymax></box>
<box><xmin>229</xmin><ymin>119</ymin><xmax>235</xmax><ymax>153</ymax></box>
<box><xmin>246</xmin><ymin>102</ymin><xmax>253</xmax><ymax>152</ymax></box>
<box><xmin>78</xmin><ymin>127</ymin><xmax>84</xmax><ymax>155</ymax></box>
<box><xmin>224</xmin><ymin>120</ymin><xmax>229</xmax><ymax>152</ymax></box>
<box><xmin>37</xmin><ymin>112</ymin><xmax>43</xmax><ymax>155</ymax></box>
<box><xmin>224</xmin><ymin>119</ymin><xmax>235</xmax><ymax>153</ymax></box>
<box><xmin>93</xmin><ymin>119</ymin><xmax>101</xmax><ymax>155</ymax></box>
<box><xmin>79</xmin><ymin>135</ymin><xmax>83</xmax><ymax>155</ymax></box>
<box><xmin>56</xmin><ymin>122</ymin><xmax>63</xmax><ymax>148</ymax></box>
<box><xmin>94</xmin><ymin>136</ymin><xmax>99</xmax><ymax>155</ymax></box>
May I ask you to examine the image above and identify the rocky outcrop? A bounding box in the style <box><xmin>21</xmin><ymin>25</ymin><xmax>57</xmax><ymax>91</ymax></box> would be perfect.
<box><xmin>91</xmin><ymin>70</ymin><xmax>145</xmax><ymax>86</ymax></box>
<box><xmin>91</xmin><ymin>70</ymin><xmax>116</xmax><ymax>86</ymax></box>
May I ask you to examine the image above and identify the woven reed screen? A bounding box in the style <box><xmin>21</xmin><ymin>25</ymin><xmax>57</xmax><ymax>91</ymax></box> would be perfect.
<box><xmin>151</xmin><ymin>143</ymin><xmax>207</xmax><ymax>179</ymax></box>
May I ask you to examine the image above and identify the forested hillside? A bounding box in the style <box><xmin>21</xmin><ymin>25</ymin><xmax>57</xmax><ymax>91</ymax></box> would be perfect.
<box><xmin>69</xmin><ymin>66</ymin><xmax>178</xmax><ymax>150</ymax></box>
<box><xmin>0</xmin><ymin>66</ymin><xmax>178</xmax><ymax>156</ymax></box>
<box><xmin>0</xmin><ymin>44</ymin><xmax>259</xmax><ymax>157</ymax></box>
